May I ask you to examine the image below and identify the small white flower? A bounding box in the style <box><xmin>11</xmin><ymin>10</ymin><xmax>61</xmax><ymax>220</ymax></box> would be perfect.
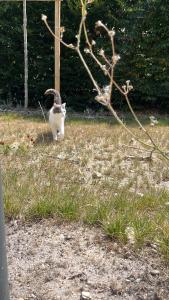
<box><xmin>137</xmin><ymin>192</ymin><xmax>144</xmax><ymax>197</ymax></box>
<box><xmin>68</xmin><ymin>44</ymin><xmax>75</xmax><ymax>49</ymax></box>
<box><xmin>99</xmin><ymin>49</ymin><xmax>105</xmax><ymax>56</ymax></box>
<box><xmin>126</xmin><ymin>80</ymin><xmax>133</xmax><ymax>91</ymax></box>
<box><xmin>128</xmin><ymin>85</ymin><xmax>133</xmax><ymax>91</ymax></box>
<box><xmin>122</xmin><ymin>85</ymin><xmax>127</xmax><ymax>93</ymax></box>
<box><xmin>84</xmin><ymin>48</ymin><xmax>90</xmax><ymax>54</ymax></box>
<box><xmin>92</xmin><ymin>40</ymin><xmax>96</xmax><ymax>46</ymax></box>
<box><xmin>95</xmin><ymin>20</ymin><xmax>104</xmax><ymax>27</ymax></box>
<box><xmin>103</xmin><ymin>70</ymin><xmax>109</xmax><ymax>76</ymax></box>
<box><xmin>126</xmin><ymin>80</ymin><xmax>130</xmax><ymax>86</ymax></box>
<box><xmin>60</xmin><ymin>26</ymin><xmax>65</xmax><ymax>33</ymax></box>
<box><xmin>41</xmin><ymin>14</ymin><xmax>47</xmax><ymax>22</ymax></box>
<box><xmin>101</xmin><ymin>66</ymin><xmax>109</xmax><ymax>75</ymax></box>
<box><xmin>122</xmin><ymin>80</ymin><xmax>133</xmax><ymax>92</ymax></box>
<box><xmin>109</xmin><ymin>29</ymin><xmax>116</xmax><ymax>37</ymax></box>
<box><xmin>101</xmin><ymin>65</ymin><xmax>107</xmax><ymax>70</ymax></box>
<box><xmin>113</xmin><ymin>54</ymin><xmax>121</xmax><ymax>64</ymax></box>
<box><xmin>125</xmin><ymin>226</ymin><xmax>135</xmax><ymax>244</ymax></box>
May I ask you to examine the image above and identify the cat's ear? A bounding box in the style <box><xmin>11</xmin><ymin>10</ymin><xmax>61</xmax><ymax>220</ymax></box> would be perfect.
<box><xmin>62</xmin><ymin>103</ymin><xmax>66</xmax><ymax>109</ymax></box>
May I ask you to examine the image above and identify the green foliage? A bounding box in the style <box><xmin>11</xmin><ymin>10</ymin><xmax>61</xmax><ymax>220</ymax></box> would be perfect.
<box><xmin>0</xmin><ymin>2</ymin><xmax>54</xmax><ymax>107</ymax></box>
<box><xmin>0</xmin><ymin>0</ymin><xmax>169</xmax><ymax>110</ymax></box>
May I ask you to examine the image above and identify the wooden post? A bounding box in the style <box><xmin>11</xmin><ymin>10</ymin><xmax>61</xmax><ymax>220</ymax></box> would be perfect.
<box><xmin>1</xmin><ymin>0</ymin><xmax>61</xmax><ymax>102</ymax></box>
<box><xmin>23</xmin><ymin>0</ymin><xmax>28</xmax><ymax>109</ymax></box>
<box><xmin>55</xmin><ymin>0</ymin><xmax>61</xmax><ymax>92</ymax></box>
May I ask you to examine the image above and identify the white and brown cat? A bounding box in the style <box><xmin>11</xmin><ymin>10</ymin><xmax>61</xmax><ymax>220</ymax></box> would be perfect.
<box><xmin>44</xmin><ymin>89</ymin><xmax>66</xmax><ymax>141</ymax></box>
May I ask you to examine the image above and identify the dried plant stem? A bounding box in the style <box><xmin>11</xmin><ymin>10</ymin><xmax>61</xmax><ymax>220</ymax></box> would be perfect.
<box><xmin>42</xmin><ymin>2</ymin><xmax>169</xmax><ymax>162</ymax></box>
<box><xmin>81</xmin><ymin>5</ymin><xmax>169</xmax><ymax>161</ymax></box>
<box><xmin>38</xmin><ymin>101</ymin><xmax>47</xmax><ymax>123</ymax></box>
<box><xmin>75</xmin><ymin>6</ymin><xmax>102</xmax><ymax>98</ymax></box>
<box><xmin>77</xmin><ymin>49</ymin><xmax>102</xmax><ymax>99</ymax></box>
<box><xmin>43</xmin><ymin>18</ymin><xmax>74</xmax><ymax>49</ymax></box>
<box><xmin>123</xmin><ymin>94</ymin><xmax>169</xmax><ymax>160</ymax></box>
<box><xmin>107</xmin><ymin>104</ymin><xmax>152</xmax><ymax>149</ymax></box>
<box><xmin>96</xmin><ymin>19</ymin><xmax>164</xmax><ymax>151</ymax></box>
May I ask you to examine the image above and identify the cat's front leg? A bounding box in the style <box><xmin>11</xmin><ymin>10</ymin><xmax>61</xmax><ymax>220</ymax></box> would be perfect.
<box><xmin>58</xmin><ymin>120</ymin><xmax>65</xmax><ymax>140</ymax></box>
<box><xmin>51</xmin><ymin>125</ymin><xmax>58</xmax><ymax>141</ymax></box>
<box><xmin>57</xmin><ymin>131</ymin><xmax>64</xmax><ymax>140</ymax></box>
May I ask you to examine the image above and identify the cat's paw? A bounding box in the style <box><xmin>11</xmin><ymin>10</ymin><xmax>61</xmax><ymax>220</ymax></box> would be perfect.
<box><xmin>58</xmin><ymin>134</ymin><xmax>64</xmax><ymax>140</ymax></box>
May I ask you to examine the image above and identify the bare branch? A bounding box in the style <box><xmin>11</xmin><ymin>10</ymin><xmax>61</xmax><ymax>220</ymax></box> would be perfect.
<box><xmin>42</xmin><ymin>2</ymin><xmax>169</xmax><ymax>162</ymax></box>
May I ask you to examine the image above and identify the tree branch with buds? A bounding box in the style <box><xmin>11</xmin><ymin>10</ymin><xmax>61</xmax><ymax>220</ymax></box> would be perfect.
<box><xmin>42</xmin><ymin>0</ymin><xmax>169</xmax><ymax>162</ymax></box>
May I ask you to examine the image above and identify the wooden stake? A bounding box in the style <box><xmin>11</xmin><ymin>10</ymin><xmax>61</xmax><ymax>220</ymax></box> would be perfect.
<box><xmin>23</xmin><ymin>0</ymin><xmax>28</xmax><ymax>109</ymax></box>
<box><xmin>1</xmin><ymin>0</ymin><xmax>60</xmax><ymax>102</ymax></box>
<box><xmin>55</xmin><ymin>0</ymin><xmax>61</xmax><ymax>92</ymax></box>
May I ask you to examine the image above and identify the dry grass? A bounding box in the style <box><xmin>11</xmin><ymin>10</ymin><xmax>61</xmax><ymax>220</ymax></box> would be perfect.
<box><xmin>1</xmin><ymin>112</ymin><xmax>169</xmax><ymax>258</ymax></box>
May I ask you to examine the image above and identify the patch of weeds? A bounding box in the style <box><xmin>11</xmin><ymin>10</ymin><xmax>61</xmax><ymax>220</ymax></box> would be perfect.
<box><xmin>102</xmin><ymin>214</ymin><xmax>128</xmax><ymax>242</ymax></box>
<box><xmin>112</xmin><ymin>192</ymin><xmax>131</xmax><ymax>212</ymax></box>
<box><xmin>135</xmin><ymin>191</ymin><xmax>169</xmax><ymax>212</ymax></box>
<box><xmin>132</xmin><ymin>216</ymin><xmax>156</xmax><ymax>247</ymax></box>
<box><xmin>0</xmin><ymin>142</ymin><xmax>29</xmax><ymax>157</ymax></box>
<box><xmin>12</xmin><ymin>144</ymin><xmax>29</xmax><ymax>156</ymax></box>
<box><xmin>83</xmin><ymin>200</ymin><xmax>112</xmax><ymax>225</ymax></box>
<box><xmin>26</xmin><ymin>189</ymin><xmax>80</xmax><ymax>221</ymax></box>
<box><xmin>57</xmin><ymin>200</ymin><xmax>79</xmax><ymax>220</ymax></box>
<box><xmin>0</xmin><ymin>144</ymin><xmax>10</xmax><ymax>155</ymax></box>
<box><xmin>3</xmin><ymin>171</ymin><xmax>31</xmax><ymax>218</ymax></box>
<box><xmin>26</xmin><ymin>197</ymin><xmax>57</xmax><ymax>219</ymax></box>
<box><xmin>157</xmin><ymin>117</ymin><xmax>169</xmax><ymax>127</ymax></box>
<box><xmin>0</xmin><ymin>112</ymin><xmax>43</xmax><ymax>123</ymax></box>
<box><xmin>4</xmin><ymin>195</ymin><xmax>21</xmax><ymax>219</ymax></box>
<box><xmin>0</xmin><ymin>112</ymin><xmax>21</xmax><ymax>121</ymax></box>
<box><xmin>158</xmin><ymin>224</ymin><xmax>169</xmax><ymax>260</ymax></box>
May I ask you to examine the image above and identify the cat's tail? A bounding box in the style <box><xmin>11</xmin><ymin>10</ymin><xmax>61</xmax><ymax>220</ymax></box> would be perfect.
<box><xmin>44</xmin><ymin>88</ymin><xmax>62</xmax><ymax>105</ymax></box>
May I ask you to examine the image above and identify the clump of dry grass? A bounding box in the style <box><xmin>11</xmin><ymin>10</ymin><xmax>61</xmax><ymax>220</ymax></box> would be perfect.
<box><xmin>1</xmin><ymin>112</ymin><xmax>169</xmax><ymax>258</ymax></box>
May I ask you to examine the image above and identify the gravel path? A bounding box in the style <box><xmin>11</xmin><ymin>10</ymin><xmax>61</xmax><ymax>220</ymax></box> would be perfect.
<box><xmin>7</xmin><ymin>220</ymin><xmax>169</xmax><ymax>300</ymax></box>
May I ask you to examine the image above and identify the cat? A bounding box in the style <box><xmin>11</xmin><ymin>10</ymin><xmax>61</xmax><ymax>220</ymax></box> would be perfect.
<box><xmin>44</xmin><ymin>89</ymin><xmax>66</xmax><ymax>141</ymax></box>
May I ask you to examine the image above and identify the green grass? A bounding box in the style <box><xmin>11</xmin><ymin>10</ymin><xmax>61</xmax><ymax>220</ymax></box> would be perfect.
<box><xmin>1</xmin><ymin>110</ymin><xmax>169</xmax><ymax>129</ymax></box>
<box><xmin>1</xmin><ymin>112</ymin><xmax>169</xmax><ymax>259</ymax></box>
<box><xmin>3</xmin><ymin>165</ymin><xmax>169</xmax><ymax>258</ymax></box>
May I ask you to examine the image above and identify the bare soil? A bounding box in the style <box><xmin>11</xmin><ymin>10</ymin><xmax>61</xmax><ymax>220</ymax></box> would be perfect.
<box><xmin>7</xmin><ymin>220</ymin><xmax>169</xmax><ymax>300</ymax></box>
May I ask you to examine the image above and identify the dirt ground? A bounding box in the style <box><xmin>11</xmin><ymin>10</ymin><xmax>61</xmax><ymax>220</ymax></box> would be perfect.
<box><xmin>7</xmin><ymin>220</ymin><xmax>169</xmax><ymax>300</ymax></box>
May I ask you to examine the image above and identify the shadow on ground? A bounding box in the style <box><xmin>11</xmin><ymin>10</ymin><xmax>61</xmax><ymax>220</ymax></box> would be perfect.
<box><xmin>35</xmin><ymin>131</ymin><xmax>53</xmax><ymax>145</ymax></box>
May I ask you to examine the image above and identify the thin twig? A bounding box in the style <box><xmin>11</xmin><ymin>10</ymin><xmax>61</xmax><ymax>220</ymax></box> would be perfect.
<box><xmin>38</xmin><ymin>101</ymin><xmax>47</xmax><ymax>123</ymax></box>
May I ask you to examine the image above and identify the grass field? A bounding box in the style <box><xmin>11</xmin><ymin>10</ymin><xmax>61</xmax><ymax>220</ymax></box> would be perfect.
<box><xmin>1</xmin><ymin>111</ymin><xmax>169</xmax><ymax>258</ymax></box>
